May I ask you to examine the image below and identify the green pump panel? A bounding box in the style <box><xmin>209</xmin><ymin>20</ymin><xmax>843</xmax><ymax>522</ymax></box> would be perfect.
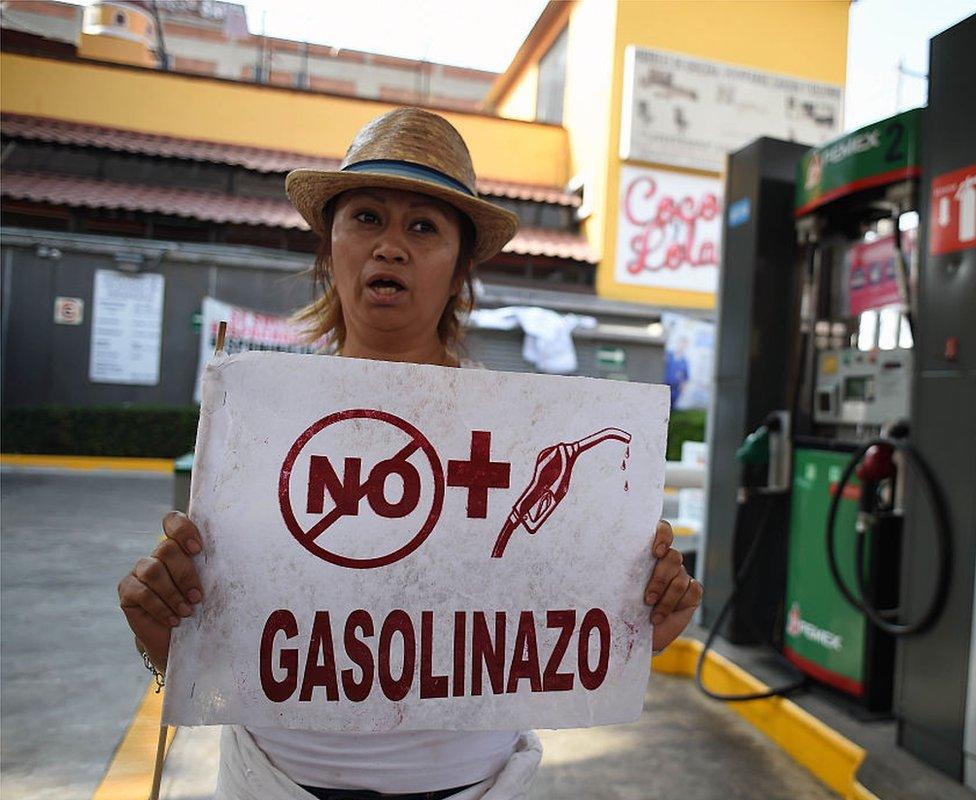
<box><xmin>784</xmin><ymin>447</ymin><xmax>867</xmax><ymax>695</ymax></box>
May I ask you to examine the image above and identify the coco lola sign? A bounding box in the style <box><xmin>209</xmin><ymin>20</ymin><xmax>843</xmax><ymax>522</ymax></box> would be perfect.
<box><xmin>614</xmin><ymin>165</ymin><xmax>723</xmax><ymax>294</ymax></box>
<box><xmin>164</xmin><ymin>352</ymin><xmax>669</xmax><ymax>732</ymax></box>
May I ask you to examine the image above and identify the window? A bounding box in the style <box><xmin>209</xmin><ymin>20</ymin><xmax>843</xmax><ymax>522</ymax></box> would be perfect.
<box><xmin>535</xmin><ymin>26</ymin><xmax>567</xmax><ymax>124</ymax></box>
<box><xmin>114</xmin><ymin>11</ymin><xmax>127</xmax><ymax>26</ymax></box>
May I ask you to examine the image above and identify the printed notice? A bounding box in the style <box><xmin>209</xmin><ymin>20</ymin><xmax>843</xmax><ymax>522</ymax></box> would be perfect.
<box><xmin>164</xmin><ymin>352</ymin><xmax>670</xmax><ymax>732</ymax></box>
<box><xmin>621</xmin><ymin>46</ymin><xmax>843</xmax><ymax>172</ymax></box>
<box><xmin>89</xmin><ymin>270</ymin><xmax>165</xmax><ymax>386</ymax></box>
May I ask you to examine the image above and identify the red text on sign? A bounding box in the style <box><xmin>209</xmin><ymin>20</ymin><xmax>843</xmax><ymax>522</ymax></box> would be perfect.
<box><xmin>305</xmin><ymin>447</ymin><xmax>422</xmax><ymax>520</ymax></box>
<box><xmin>259</xmin><ymin>607</ymin><xmax>612</xmax><ymax>703</ymax></box>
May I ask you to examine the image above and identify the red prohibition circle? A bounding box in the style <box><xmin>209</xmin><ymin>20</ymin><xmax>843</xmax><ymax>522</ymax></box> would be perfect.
<box><xmin>278</xmin><ymin>409</ymin><xmax>444</xmax><ymax>569</ymax></box>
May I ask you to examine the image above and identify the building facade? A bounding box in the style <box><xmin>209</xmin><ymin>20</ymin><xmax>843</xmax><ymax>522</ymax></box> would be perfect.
<box><xmin>0</xmin><ymin>0</ymin><xmax>849</xmax><ymax>410</ymax></box>
<box><xmin>487</xmin><ymin>0</ymin><xmax>849</xmax><ymax>309</ymax></box>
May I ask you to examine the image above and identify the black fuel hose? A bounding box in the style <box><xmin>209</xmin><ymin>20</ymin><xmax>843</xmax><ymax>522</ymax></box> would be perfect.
<box><xmin>825</xmin><ymin>437</ymin><xmax>952</xmax><ymax>636</ymax></box>
<box><xmin>695</xmin><ymin>494</ymin><xmax>807</xmax><ymax>702</ymax></box>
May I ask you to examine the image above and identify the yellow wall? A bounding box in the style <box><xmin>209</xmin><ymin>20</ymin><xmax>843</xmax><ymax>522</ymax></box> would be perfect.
<box><xmin>562</xmin><ymin>0</ymin><xmax>618</xmax><ymax>257</ymax></box>
<box><xmin>599</xmin><ymin>0</ymin><xmax>850</xmax><ymax>308</ymax></box>
<box><xmin>492</xmin><ymin>1</ymin><xmax>573</xmax><ymax>121</ymax></box>
<box><xmin>78</xmin><ymin>33</ymin><xmax>155</xmax><ymax>68</ymax></box>
<box><xmin>0</xmin><ymin>53</ymin><xmax>569</xmax><ymax>188</ymax></box>
<box><xmin>497</xmin><ymin>65</ymin><xmax>538</xmax><ymax>122</ymax></box>
<box><xmin>492</xmin><ymin>0</ymin><xmax>619</xmax><ymax>262</ymax></box>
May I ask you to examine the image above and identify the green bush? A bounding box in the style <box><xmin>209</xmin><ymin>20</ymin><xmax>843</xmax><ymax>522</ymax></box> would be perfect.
<box><xmin>666</xmin><ymin>408</ymin><xmax>706</xmax><ymax>461</ymax></box>
<box><xmin>2</xmin><ymin>404</ymin><xmax>707</xmax><ymax>461</ymax></box>
<box><xmin>1</xmin><ymin>406</ymin><xmax>199</xmax><ymax>458</ymax></box>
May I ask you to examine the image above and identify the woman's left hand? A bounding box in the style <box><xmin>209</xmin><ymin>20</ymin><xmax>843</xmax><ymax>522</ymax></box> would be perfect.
<box><xmin>644</xmin><ymin>520</ymin><xmax>703</xmax><ymax>652</ymax></box>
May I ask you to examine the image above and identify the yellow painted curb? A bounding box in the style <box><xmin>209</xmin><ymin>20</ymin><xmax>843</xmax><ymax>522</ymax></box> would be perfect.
<box><xmin>0</xmin><ymin>454</ymin><xmax>174</xmax><ymax>473</ymax></box>
<box><xmin>654</xmin><ymin>638</ymin><xmax>879</xmax><ymax>800</ymax></box>
<box><xmin>92</xmin><ymin>683</ymin><xmax>175</xmax><ymax>800</ymax></box>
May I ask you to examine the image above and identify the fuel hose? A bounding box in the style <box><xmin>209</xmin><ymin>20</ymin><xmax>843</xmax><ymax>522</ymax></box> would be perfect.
<box><xmin>825</xmin><ymin>436</ymin><xmax>952</xmax><ymax>636</ymax></box>
<box><xmin>695</xmin><ymin>493</ymin><xmax>807</xmax><ymax>702</ymax></box>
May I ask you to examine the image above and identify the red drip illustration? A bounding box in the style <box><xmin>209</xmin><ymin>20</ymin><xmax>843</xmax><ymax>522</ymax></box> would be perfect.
<box><xmin>491</xmin><ymin>427</ymin><xmax>632</xmax><ymax>558</ymax></box>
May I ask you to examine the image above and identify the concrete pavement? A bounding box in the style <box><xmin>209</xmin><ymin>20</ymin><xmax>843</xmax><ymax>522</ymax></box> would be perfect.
<box><xmin>1</xmin><ymin>470</ymin><xmax>171</xmax><ymax>800</ymax></box>
<box><xmin>2</xmin><ymin>468</ymin><xmax>839</xmax><ymax>800</ymax></box>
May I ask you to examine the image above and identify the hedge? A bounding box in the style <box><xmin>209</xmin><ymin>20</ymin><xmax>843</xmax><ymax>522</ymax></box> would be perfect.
<box><xmin>1</xmin><ymin>406</ymin><xmax>199</xmax><ymax>458</ymax></box>
<box><xmin>2</xmin><ymin>405</ymin><xmax>707</xmax><ymax>461</ymax></box>
<box><xmin>666</xmin><ymin>408</ymin><xmax>706</xmax><ymax>462</ymax></box>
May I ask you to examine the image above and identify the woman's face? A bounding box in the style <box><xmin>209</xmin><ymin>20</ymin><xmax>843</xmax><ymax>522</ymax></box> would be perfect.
<box><xmin>330</xmin><ymin>187</ymin><xmax>464</xmax><ymax>348</ymax></box>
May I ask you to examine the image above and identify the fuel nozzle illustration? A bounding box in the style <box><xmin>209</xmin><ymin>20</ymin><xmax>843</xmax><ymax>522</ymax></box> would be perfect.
<box><xmin>491</xmin><ymin>427</ymin><xmax>632</xmax><ymax>558</ymax></box>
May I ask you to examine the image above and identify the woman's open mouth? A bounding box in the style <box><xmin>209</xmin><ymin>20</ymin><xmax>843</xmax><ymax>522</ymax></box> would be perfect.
<box><xmin>366</xmin><ymin>276</ymin><xmax>407</xmax><ymax>303</ymax></box>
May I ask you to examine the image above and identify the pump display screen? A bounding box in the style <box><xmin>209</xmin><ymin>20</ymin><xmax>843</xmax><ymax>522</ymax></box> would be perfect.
<box><xmin>844</xmin><ymin>376</ymin><xmax>874</xmax><ymax>401</ymax></box>
<box><xmin>813</xmin><ymin>349</ymin><xmax>911</xmax><ymax>426</ymax></box>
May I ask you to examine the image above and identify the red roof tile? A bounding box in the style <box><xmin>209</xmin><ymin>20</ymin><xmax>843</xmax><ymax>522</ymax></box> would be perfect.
<box><xmin>1</xmin><ymin>171</ymin><xmax>596</xmax><ymax>264</ymax></box>
<box><xmin>1</xmin><ymin>171</ymin><xmax>301</xmax><ymax>228</ymax></box>
<box><xmin>1</xmin><ymin>113</ymin><xmax>336</xmax><ymax>173</ymax></box>
<box><xmin>1</xmin><ymin>113</ymin><xmax>581</xmax><ymax>207</ymax></box>
<box><xmin>504</xmin><ymin>227</ymin><xmax>596</xmax><ymax>263</ymax></box>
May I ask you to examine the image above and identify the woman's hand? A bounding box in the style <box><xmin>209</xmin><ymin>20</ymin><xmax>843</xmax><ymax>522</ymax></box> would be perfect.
<box><xmin>117</xmin><ymin>511</ymin><xmax>204</xmax><ymax>671</ymax></box>
<box><xmin>644</xmin><ymin>520</ymin><xmax>703</xmax><ymax>653</ymax></box>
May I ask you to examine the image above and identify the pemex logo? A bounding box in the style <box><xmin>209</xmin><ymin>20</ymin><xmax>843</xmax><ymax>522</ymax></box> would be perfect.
<box><xmin>787</xmin><ymin>601</ymin><xmax>802</xmax><ymax>637</ymax></box>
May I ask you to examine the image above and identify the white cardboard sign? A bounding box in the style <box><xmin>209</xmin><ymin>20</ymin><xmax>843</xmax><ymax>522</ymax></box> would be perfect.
<box><xmin>164</xmin><ymin>352</ymin><xmax>669</xmax><ymax>732</ymax></box>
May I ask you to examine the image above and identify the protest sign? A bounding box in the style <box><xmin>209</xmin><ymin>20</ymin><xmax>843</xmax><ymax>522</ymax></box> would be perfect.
<box><xmin>164</xmin><ymin>352</ymin><xmax>669</xmax><ymax>732</ymax></box>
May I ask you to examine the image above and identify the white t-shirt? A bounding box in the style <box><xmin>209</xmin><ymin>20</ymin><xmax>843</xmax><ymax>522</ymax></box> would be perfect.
<box><xmin>247</xmin><ymin>727</ymin><xmax>520</xmax><ymax>792</ymax></box>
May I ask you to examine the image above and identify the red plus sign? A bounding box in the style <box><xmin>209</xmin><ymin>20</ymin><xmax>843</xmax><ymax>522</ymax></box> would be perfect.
<box><xmin>447</xmin><ymin>431</ymin><xmax>511</xmax><ymax>518</ymax></box>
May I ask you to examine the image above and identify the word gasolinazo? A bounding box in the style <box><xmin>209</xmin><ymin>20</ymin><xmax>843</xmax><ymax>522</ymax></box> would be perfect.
<box><xmin>260</xmin><ymin>607</ymin><xmax>613</xmax><ymax>703</ymax></box>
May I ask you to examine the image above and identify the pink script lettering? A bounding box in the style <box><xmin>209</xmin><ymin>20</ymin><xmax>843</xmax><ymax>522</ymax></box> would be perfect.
<box><xmin>623</xmin><ymin>176</ymin><xmax>720</xmax><ymax>275</ymax></box>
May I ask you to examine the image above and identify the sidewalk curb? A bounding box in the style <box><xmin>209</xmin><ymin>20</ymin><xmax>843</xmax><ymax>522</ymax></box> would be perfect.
<box><xmin>92</xmin><ymin>683</ymin><xmax>175</xmax><ymax>800</ymax></box>
<box><xmin>0</xmin><ymin>454</ymin><xmax>174</xmax><ymax>472</ymax></box>
<box><xmin>654</xmin><ymin>638</ymin><xmax>878</xmax><ymax>800</ymax></box>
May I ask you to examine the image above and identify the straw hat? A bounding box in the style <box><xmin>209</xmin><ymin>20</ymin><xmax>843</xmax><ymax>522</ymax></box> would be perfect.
<box><xmin>286</xmin><ymin>108</ymin><xmax>519</xmax><ymax>264</ymax></box>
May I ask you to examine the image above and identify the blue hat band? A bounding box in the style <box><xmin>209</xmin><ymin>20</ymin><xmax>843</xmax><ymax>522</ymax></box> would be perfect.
<box><xmin>341</xmin><ymin>159</ymin><xmax>475</xmax><ymax>198</ymax></box>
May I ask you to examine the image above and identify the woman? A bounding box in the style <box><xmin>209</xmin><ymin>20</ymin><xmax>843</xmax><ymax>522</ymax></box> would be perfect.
<box><xmin>119</xmin><ymin>108</ymin><xmax>703</xmax><ymax>799</ymax></box>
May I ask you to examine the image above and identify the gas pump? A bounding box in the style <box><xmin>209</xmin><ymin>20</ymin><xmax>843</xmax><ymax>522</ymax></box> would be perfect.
<box><xmin>703</xmin><ymin>113</ymin><xmax>942</xmax><ymax>711</ymax></box>
<box><xmin>703</xmin><ymin>14</ymin><xmax>975</xmax><ymax>786</ymax></box>
<box><xmin>781</xmin><ymin>107</ymin><xmax>947</xmax><ymax>712</ymax></box>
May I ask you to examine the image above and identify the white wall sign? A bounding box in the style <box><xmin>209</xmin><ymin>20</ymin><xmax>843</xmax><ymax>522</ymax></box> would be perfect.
<box><xmin>621</xmin><ymin>46</ymin><xmax>843</xmax><ymax>172</ymax></box>
<box><xmin>53</xmin><ymin>296</ymin><xmax>84</xmax><ymax>325</ymax></box>
<box><xmin>164</xmin><ymin>352</ymin><xmax>669</xmax><ymax>732</ymax></box>
<box><xmin>89</xmin><ymin>270</ymin><xmax>164</xmax><ymax>386</ymax></box>
<box><xmin>615</xmin><ymin>164</ymin><xmax>722</xmax><ymax>293</ymax></box>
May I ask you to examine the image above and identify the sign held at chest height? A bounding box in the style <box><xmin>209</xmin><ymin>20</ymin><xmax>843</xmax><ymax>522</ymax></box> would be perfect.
<box><xmin>164</xmin><ymin>352</ymin><xmax>670</xmax><ymax>732</ymax></box>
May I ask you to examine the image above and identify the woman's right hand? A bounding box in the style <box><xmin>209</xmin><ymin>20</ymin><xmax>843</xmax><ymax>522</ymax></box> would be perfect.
<box><xmin>118</xmin><ymin>511</ymin><xmax>204</xmax><ymax>672</ymax></box>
